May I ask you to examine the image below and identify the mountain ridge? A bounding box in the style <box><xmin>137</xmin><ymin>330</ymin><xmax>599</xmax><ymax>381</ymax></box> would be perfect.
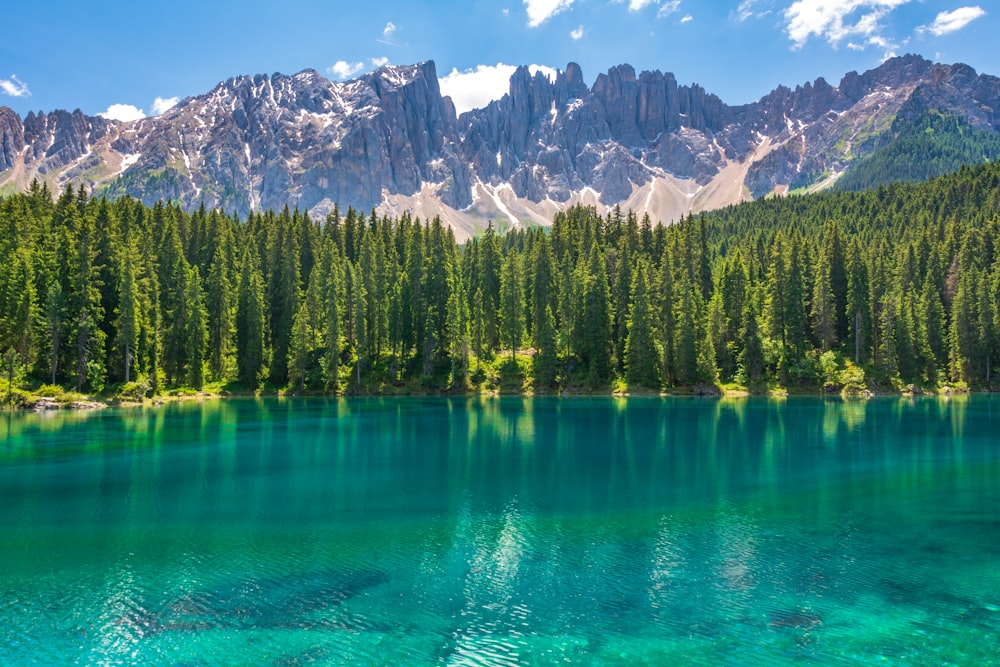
<box><xmin>1</xmin><ymin>55</ymin><xmax>998</xmax><ymax>239</ymax></box>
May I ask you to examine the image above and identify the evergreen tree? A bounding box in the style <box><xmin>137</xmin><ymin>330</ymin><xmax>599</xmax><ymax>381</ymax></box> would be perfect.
<box><xmin>612</xmin><ymin>238</ymin><xmax>632</xmax><ymax>370</ymax></box>
<box><xmin>921</xmin><ymin>274</ymin><xmax>946</xmax><ymax>375</ymax></box>
<box><xmin>673</xmin><ymin>274</ymin><xmax>700</xmax><ymax>387</ymax></box>
<box><xmin>740</xmin><ymin>301</ymin><xmax>766</xmax><ymax>385</ymax></box>
<box><xmin>235</xmin><ymin>247</ymin><xmax>267</xmax><ymax>388</ymax></box>
<box><xmin>345</xmin><ymin>261</ymin><xmax>368</xmax><ymax>388</ymax></box>
<box><xmin>846</xmin><ymin>241</ymin><xmax>871</xmax><ymax>365</ymax></box>
<box><xmin>472</xmin><ymin>287</ymin><xmax>486</xmax><ymax>370</ymax></box>
<box><xmin>479</xmin><ymin>223</ymin><xmax>503</xmax><ymax>351</ymax></box>
<box><xmin>533</xmin><ymin>304</ymin><xmax>558</xmax><ymax>388</ymax></box>
<box><xmin>184</xmin><ymin>266</ymin><xmax>207</xmax><ymax>388</ymax></box>
<box><xmin>320</xmin><ymin>240</ymin><xmax>342</xmax><ymax>391</ymax></box>
<box><xmin>811</xmin><ymin>246</ymin><xmax>838</xmax><ymax>351</ymax></box>
<box><xmin>579</xmin><ymin>245</ymin><xmax>613</xmax><ymax>386</ymax></box>
<box><xmin>267</xmin><ymin>212</ymin><xmax>301</xmax><ymax>384</ymax></box>
<box><xmin>530</xmin><ymin>234</ymin><xmax>556</xmax><ymax>350</ymax></box>
<box><xmin>2</xmin><ymin>249</ymin><xmax>39</xmax><ymax>370</ymax></box>
<box><xmin>499</xmin><ymin>249</ymin><xmax>524</xmax><ymax>362</ymax></box>
<box><xmin>287</xmin><ymin>299</ymin><xmax>312</xmax><ymax>390</ymax></box>
<box><xmin>65</xmin><ymin>195</ymin><xmax>106</xmax><ymax>391</ymax></box>
<box><xmin>657</xmin><ymin>243</ymin><xmax>676</xmax><ymax>385</ymax></box>
<box><xmin>446</xmin><ymin>271</ymin><xmax>470</xmax><ymax>387</ymax></box>
<box><xmin>42</xmin><ymin>281</ymin><xmax>64</xmax><ymax>384</ymax></box>
<box><xmin>115</xmin><ymin>237</ymin><xmax>140</xmax><ymax>383</ymax></box>
<box><xmin>204</xmin><ymin>227</ymin><xmax>236</xmax><ymax>381</ymax></box>
<box><xmin>717</xmin><ymin>250</ymin><xmax>749</xmax><ymax>380</ymax></box>
<box><xmin>624</xmin><ymin>260</ymin><xmax>661</xmax><ymax>389</ymax></box>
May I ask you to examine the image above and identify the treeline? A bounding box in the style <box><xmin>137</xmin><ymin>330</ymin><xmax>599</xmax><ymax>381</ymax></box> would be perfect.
<box><xmin>2</xmin><ymin>161</ymin><xmax>1000</xmax><ymax>397</ymax></box>
<box><xmin>835</xmin><ymin>109</ymin><xmax>1000</xmax><ymax>193</ymax></box>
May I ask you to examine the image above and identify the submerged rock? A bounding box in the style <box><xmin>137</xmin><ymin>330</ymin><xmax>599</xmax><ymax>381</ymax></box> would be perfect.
<box><xmin>768</xmin><ymin>609</ymin><xmax>822</xmax><ymax>631</ymax></box>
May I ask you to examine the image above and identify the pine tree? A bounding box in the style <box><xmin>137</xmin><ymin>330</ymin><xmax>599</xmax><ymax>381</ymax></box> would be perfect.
<box><xmin>824</xmin><ymin>223</ymin><xmax>850</xmax><ymax>342</ymax></box>
<box><xmin>579</xmin><ymin>245</ymin><xmax>613</xmax><ymax>386</ymax></box>
<box><xmin>612</xmin><ymin>238</ymin><xmax>632</xmax><ymax>370</ymax></box>
<box><xmin>65</xmin><ymin>195</ymin><xmax>106</xmax><ymax>391</ymax></box>
<box><xmin>846</xmin><ymin>241</ymin><xmax>871</xmax><ymax>365</ymax></box>
<box><xmin>624</xmin><ymin>260</ymin><xmax>661</xmax><ymax>389</ymax></box>
<box><xmin>921</xmin><ymin>274</ymin><xmax>946</xmax><ymax>375</ymax></box>
<box><xmin>811</xmin><ymin>246</ymin><xmax>838</xmax><ymax>351</ymax></box>
<box><xmin>782</xmin><ymin>234</ymin><xmax>810</xmax><ymax>356</ymax></box>
<box><xmin>533</xmin><ymin>304</ymin><xmax>558</xmax><ymax>388</ymax></box>
<box><xmin>446</xmin><ymin>271</ymin><xmax>471</xmax><ymax>387</ymax></box>
<box><xmin>673</xmin><ymin>273</ymin><xmax>700</xmax><ymax>387</ymax></box>
<box><xmin>235</xmin><ymin>247</ymin><xmax>267</xmax><ymax>388</ymax></box>
<box><xmin>2</xmin><ymin>249</ymin><xmax>39</xmax><ymax>369</ymax></box>
<box><xmin>740</xmin><ymin>301</ymin><xmax>766</xmax><ymax>385</ymax></box>
<box><xmin>764</xmin><ymin>235</ymin><xmax>787</xmax><ymax>348</ymax></box>
<box><xmin>348</xmin><ymin>261</ymin><xmax>368</xmax><ymax>389</ymax></box>
<box><xmin>205</xmin><ymin>236</ymin><xmax>235</xmax><ymax>381</ymax></box>
<box><xmin>499</xmin><ymin>249</ymin><xmax>524</xmax><ymax>362</ymax></box>
<box><xmin>530</xmin><ymin>234</ymin><xmax>556</xmax><ymax>350</ymax></box>
<box><xmin>115</xmin><ymin>236</ymin><xmax>140</xmax><ymax>383</ymax></box>
<box><xmin>43</xmin><ymin>281</ymin><xmax>64</xmax><ymax>384</ymax></box>
<box><xmin>949</xmin><ymin>269</ymin><xmax>979</xmax><ymax>383</ymax></box>
<box><xmin>479</xmin><ymin>223</ymin><xmax>502</xmax><ymax>351</ymax></box>
<box><xmin>287</xmin><ymin>299</ymin><xmax>312</xmax><ymax>390</ymax></box>
<box><xmin>184</xmin><ymin>266</ymin><xmax>207</xmax><ymax>388</ymax></box>
<box><xmin>320</xmin><ymin>240</ymin><xmax>342</xmax><ymax>391</ymax></box>
<box><xmin>472</xmin><ymin>287</ymin><xmax>486</xmax><ymax>370</ymax></box>
<box><xmin>658</xmin><ymin>243</ymin><xmax>676</xmax><ymax>385</ymax></box>
<box><xmin>267</xmin><ymin>213</ymin><xmax>301</xmax><ymax>384</ymax></box>
<box><xmin>717</xmin><ymin>250</ymin><xmax>749</xmax><ymax>380</ymax></box>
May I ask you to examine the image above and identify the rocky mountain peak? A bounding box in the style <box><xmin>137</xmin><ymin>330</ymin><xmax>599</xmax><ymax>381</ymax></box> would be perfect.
<box><xmin>2</xmin><ymin>54</ymin><xmax>999</xmax><ymax>239</ymax></box>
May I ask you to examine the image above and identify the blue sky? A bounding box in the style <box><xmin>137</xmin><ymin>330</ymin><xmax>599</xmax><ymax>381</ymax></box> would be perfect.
<box><xmin>0</xmin><ymin>1</ymin><xmax>995</xmax><ymax>120</ymax></box>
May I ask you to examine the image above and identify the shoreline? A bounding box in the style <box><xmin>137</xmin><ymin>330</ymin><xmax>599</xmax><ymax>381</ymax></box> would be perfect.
<box><xmin>6</xmin><ymin>383</ymin><xmax>977</xmax><ymax>413</ymax></box>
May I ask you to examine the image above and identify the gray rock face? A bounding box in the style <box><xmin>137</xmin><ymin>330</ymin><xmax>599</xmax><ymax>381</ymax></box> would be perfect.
<box><xmin>102</xmin><ymin>63</ymin><xmax>471</xmax><ymax>217</ymax></box>
<box><xmin>2</xmin><ymin>55</ymin><xmax>1000</xmax><ymax>226</ymax></box>
<box><xmin>0</xmin><ymin>107</ymin><xmax>24</xmax><ymax>172</ymax></box>
<box><xmin>14</xmin><ymin>109</ymin><xmax>116</xmax><ymax>176</ymax></box>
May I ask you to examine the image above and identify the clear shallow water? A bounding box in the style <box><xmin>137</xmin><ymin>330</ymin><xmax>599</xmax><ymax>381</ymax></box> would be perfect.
<box><xmin>1</xmin><ymin>396</ymin><xmax>999</xmax><ymax>666</ymax></box>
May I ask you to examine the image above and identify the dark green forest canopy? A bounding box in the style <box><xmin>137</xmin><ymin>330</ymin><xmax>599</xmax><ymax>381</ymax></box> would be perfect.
<box><xmin>834</xmin><ymin>109</ymin><xmax>1000</xmax><ymax>193</ymax></box>
<box><xmin>2</xmin><ymin>160</ymin><xmax>1000</xmax><ymax>397</ymax></box>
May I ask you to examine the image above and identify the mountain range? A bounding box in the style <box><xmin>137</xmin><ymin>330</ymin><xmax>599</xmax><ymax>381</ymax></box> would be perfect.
<box><xmin>1</xmin><ymin>54</ymin><xmax>998</xmax><ymax>239</ymax></box>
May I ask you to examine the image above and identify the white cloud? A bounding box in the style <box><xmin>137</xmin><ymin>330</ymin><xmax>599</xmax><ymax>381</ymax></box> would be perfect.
<box><xmin>151</xmin><ymin>96</ymin><xmax>179</xmax><ymax>115</ymax></box>
<box><xmin>328</xmin><ymin>60</ymin><xmax>364</xmax><ymax>80</ymax></box>
<box><xmin>657</xmin><ymin>0</ymin><xmax>681</xmax><ymax>17</ymax></box>
<box><xmin>0</xmin><ymin>74</ymin><xmax>30</xmax><ymax>98</ymax></box>
<box><xmin>378</xmin><ymin>21</ymin><xmax>404</xmax><ymax>46</ymax></box>
<box><xmin>524</xmin><ymin>0</ymin><xmax>574</xmax><ymax>27</ymax></box>
<box><xmin>784</xmin><ymin>0</ymin><xmax>911</xmax><ymax>50</ymax></box>
<box><xmin>622</xmin><ymin>0</ymin><xmax>658</xmax><ymax>10</ymax></box>
<box><xmin>98</xmin><ymin>104</ymin><xmax>146</xmax><ymax>122</ymax></box>
<box><xmin>737</xmin><ymin>0</ymin><xmax>773</xmax><ymax>22</ymax></box>
<box><xmin>370</xmin><ymin>56</ymin><xmax>390</xmax><ymax>68</ymax></box>
<box><xmin>440</xmin><ymin>63</ymin><xmax>557</xmax><ymax>114</ymax></box>
<box><xmin>570</xmin><ymin>25</ymin><xmax>585</xmax><ymax>39</ymax></box>
<box><xmin>680</xmin><ymin>14</ymin><xmax>693</xmax><ymax>23</ymax></box>
<box><xmin>918</xmin><ymin>6</ymin><xmax>985</xmax><ymax>37</ymax></box>
<box><xmin>613</xmin><ymin>0</ymin><xmax>679</xmax><ymax>15</ymax></box>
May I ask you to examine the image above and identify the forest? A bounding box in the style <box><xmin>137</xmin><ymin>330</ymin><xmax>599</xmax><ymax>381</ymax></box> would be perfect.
<box><xmin>2</xmin><ymin>159</ymin><xmax>1000</xmax><ymax>402</ymax></box>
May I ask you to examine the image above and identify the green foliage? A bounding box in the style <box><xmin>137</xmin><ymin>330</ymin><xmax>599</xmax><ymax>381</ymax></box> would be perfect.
<box><xmin>116</xmin><ymin>378</ymin><xmax>152</xmax><ymax>401</ymax></box>
<box><xmin>836</xmin><ymin>109</ymin><xmax>1000</xmax><ymax>192</ymax></box>
<box><xmin>5</xmin><ymin>158</ymin><xmax>1000</xmax><ymax>398</ymax></box>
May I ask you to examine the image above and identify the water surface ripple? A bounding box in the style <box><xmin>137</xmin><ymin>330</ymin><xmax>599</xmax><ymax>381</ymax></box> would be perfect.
<box><xmin>1</xmin><ymin>396</ymin><xmax>999</xmax><ymax>665</ymax></box>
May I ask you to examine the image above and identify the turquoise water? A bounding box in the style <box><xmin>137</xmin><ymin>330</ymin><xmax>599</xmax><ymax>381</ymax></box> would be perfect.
<box><xmin>1</xmin><ymin>396</ymin><xmax>999</xmax><ymax>665</ymax></box>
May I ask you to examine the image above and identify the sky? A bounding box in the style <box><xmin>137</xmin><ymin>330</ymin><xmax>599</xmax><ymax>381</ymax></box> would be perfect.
<box><xmin>0</xmin><ymin>1</ymin><xmax>995</xmax><ymax>120</ymax></box>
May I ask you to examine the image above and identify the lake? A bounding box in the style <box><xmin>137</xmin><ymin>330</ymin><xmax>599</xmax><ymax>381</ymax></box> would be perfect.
<box><xmin>1</xmin><ymin>396</ymin><xmax>999</xmax><ymax>665</ymax></box>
